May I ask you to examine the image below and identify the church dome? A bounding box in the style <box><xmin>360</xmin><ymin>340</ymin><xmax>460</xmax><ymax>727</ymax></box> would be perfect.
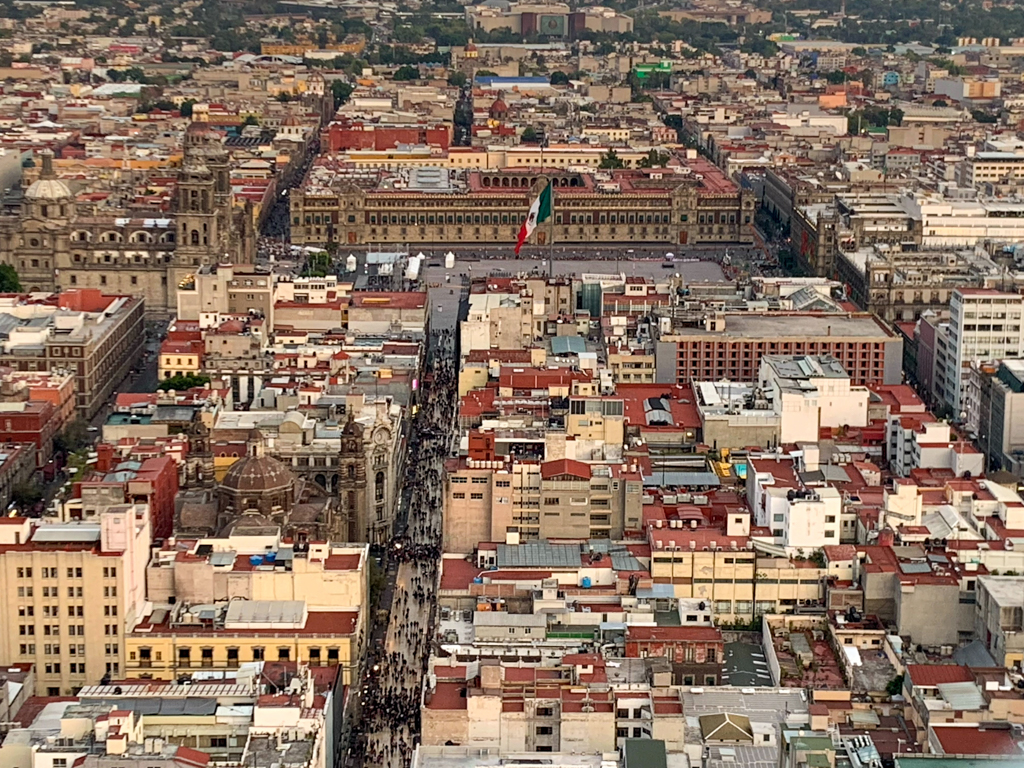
<box><xmin>221</xmin><ymin>454</ymin><xmax>295</xmax><ymax>494</ymax></box>
<box><xmin>25</xmin><ymin>177</ymin><xmax>72</xmax><ymax>200</ymax></box>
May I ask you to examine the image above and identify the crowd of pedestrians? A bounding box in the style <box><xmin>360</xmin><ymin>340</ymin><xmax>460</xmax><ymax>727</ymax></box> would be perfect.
<box><xmin>354</xmin><ymin>328</ymin><xmax>457</xmax><ymax>768</ymax></box>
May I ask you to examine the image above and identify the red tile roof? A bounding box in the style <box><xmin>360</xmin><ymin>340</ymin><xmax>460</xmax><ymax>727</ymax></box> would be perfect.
<box><xmin>932</xmin><ymin>726</ymin><xmax>1023</xmax><ymax>756</ymax></box>
<box><xmin>906</xmin><ymin>664</ymin><xmax>973</xmax><ymax>687</ymax></box>
<box><xmin>541</xmin><ymin>458</ymin><xmax>591</xmax><ymax>480</ymax></box>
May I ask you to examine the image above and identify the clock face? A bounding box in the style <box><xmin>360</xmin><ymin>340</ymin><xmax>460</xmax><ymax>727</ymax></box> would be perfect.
<box><xmin>373</xmin><ymin>429</ymin><xmax>389</xmax><ymax>446</ymax></box>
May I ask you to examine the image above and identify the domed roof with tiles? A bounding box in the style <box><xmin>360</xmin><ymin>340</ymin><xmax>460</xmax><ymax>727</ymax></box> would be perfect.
<box><xmin>25</xmin><ymin>177</ymin><xmax>72</xmax><ymax>201</ymax></box>
<box><xmin>221</xmin><ymin>454</ymin><xmax>295</xmax><ymax>494</ymax></box>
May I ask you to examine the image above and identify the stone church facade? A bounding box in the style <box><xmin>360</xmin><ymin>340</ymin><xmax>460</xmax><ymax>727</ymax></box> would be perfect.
<box><xmin>0</xmin><ymin>123</ymin><xmax>254</xmax><ymax>316</ymax></box>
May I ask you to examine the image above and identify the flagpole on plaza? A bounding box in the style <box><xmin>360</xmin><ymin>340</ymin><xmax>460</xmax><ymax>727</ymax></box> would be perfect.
<box><xmin>541</xmin><ymin>137</ymin><xmax>554</xmax><ymax>279</ymax></box>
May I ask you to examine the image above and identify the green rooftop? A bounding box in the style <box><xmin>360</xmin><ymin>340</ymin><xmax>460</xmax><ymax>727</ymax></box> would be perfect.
<box><xmin>623</xmin><ymin>739</ymin><xmax>667</xmax><ymax>768</ymax></box>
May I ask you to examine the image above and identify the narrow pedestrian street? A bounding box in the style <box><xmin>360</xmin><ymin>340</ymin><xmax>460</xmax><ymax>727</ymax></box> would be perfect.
<box><xmin>351</xmin><ymin>326</ymin><xmax>458</xmax><ymax>768</ymax></box>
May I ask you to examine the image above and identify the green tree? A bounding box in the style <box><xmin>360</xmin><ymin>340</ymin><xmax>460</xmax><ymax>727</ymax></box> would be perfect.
<box><xmin>972</xmin><ymin>109</ymin><xmax>998</xmax><ymax>124</ymax></box>
<box><xmin>331</xmin><ymin>80</ymin><xmax>353</xmax><ymax>106</ymax></box>
<box><xmin>156</xmin><ymin>374</ymin><xmax>211</xmax><ymax>391</ymax></box>
<box><xmin>179</xmin><ymin>99</ymin><xmax>195</xmax><ymax>118</ymax></box>
<box><xmin>242</xmin><ymin>114</ymin><xmax>259</xmax><ymax>126</ymax></box>
<box><xmin>825</xmin><ymin>70</ymin><xmax>847</xmax><ymax>84</ymax></box>
<box><xmin>277</xmin><ymin>92</ymin><xmax>292</xmax><ymax>103</ymax></box>
<box><xmin>549</xmin><ymin>70</ymin><xmax>569</xmax><ymax>85</ymax></box>
<box><xmin>393</xmin><ymin>65</ymin><xmax>419</xmax><ymax>81</ymax></box>
<box><xmin>54</xmin><ymin>418</ymin><xmax>91</xmax><ymax>454</ymax></box>
<box><xmin>638</xmin><ymin>149</ymin><xmax>670</xmax><ymax>168</ymax></box>
<box><xmin>0</xmin><ymin>263</ymin><xmax>21</xmax><ymax>292</ymax></box>
<box><xmin>852</xmin><ymin>46</ymin><xmax>868</xmax><ymax>56</ymax></box>
<box><xmin>886</xmin><ymin>673</ymin><xmax>905</xmax><ymax>696</ymax></box>
<box><xmin>599</xmin><ymin>149</ymin><xmax>624</xmax><ymax>169</ymax></box>
<box><xmin>932</xmin><ymin>99</ymin><xmax>948</xmax><ymax>108</ymax></box>
<box><xmin>11</xmin><ymin>481</ymin><xmax>42</xmax><ymax>510</ymax></box>
<box><xmin>521</xmin><ymin>125</ymin><xmax>538</xmax><ymax>143</ymax></box>
<box><xmin>447</xmin><ymin>71</ymin><xmax>468</xmax><ymax>87</ymax></box>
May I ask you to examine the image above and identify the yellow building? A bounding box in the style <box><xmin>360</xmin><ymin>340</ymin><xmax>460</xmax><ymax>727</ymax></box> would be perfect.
<box><xmin>566</xmin><ymin>396</ymin><xmax>625</xmax><ymax>445</ymax></box>
<box><xmin>648</xmin><ymin>520</ymin><xmax>756</xmax><ymax>622</ymax></box>
<box><xmin>128</xmin><ymin>537</ymin><xmax>368</xmax><ymax>684</ymax></box>
<box><xmin>126</xmin><ymin>599</ymin><xmax>361</xmax><ymax>684</ymax></box>
<box><xmin>0</xmin><ymin>507</ymin><xmax>152</xmax><ymax>695</ymax></box>
<box><xmin>260</xmin><ymin>41</ymin><xmax>311</xmax><ymax>56</ymax></box>
<box><xmin>158</xmin><ymin>339</ymin><xmax>202</xmax><ymax>380</ymax></box>
<box><xmin>754</xmin><ymin>558</ymin><xmax>825</xmax><ymax>614</ymax></box>
<box><xmin>608</xmin><ymin>347</ymin><xmax>656</xmax><ymax>384</ymax></box>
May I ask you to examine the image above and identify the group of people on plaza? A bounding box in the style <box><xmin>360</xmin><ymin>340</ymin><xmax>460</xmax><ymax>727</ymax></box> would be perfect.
<box><xmin>354</xmin><ymin>328</ymin><xmax>458</xmax><ymax>768</ymax></box>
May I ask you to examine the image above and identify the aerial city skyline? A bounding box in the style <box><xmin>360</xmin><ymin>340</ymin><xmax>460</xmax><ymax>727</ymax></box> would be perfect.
<box><xmin>1</xmin><ymin>0</ymin><xmax>1024</xmax><ymax>767</ymax></box>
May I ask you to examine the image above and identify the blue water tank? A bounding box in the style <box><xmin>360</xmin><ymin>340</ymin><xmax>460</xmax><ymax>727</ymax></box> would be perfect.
<box><xmin>473</xmin><ymin>577</ymin><xmax>483</xmax><ymax>584</ymax></box>
<box><xmin>581</xmin><ymin>577</ymin><xmax>592</xmax><ymax>588</ymax></box>
<box><xmin>264</xmin><ymin>552</ymin><xmax>277</xmax><ymax>563</ymax></box>
<box><xmin>249</xmin><ymin>555</ymin><xmax>263</xmax><ymax>566</ymax></box>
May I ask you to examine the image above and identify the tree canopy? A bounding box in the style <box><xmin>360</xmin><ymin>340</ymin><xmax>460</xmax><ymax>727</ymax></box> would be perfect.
<box><xmin>393</xmin><ymin>65</ymin><xmax>419</xmax><ymax>81</ymax></box>
<box><xmin>599</xmin><ymin>149</ymin><xmax>625</xmax><ymax>169</ymax></box>
<box><xmin>0</xmin><ymin>263</ymin><xmax>21</xmax><ymax>292</ymax></box>
<box><xmin>156</xmin><ymin>374</ymin><xmax>211</xmax><ymax>391</ymax></box>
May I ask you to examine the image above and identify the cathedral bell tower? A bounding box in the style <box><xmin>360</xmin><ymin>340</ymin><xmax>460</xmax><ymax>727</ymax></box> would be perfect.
<box><xmin>175</xmin><ymin>123</ymin><xmax>224</xmax><ymax>269</ymax></box>
<box><xmin>338</xmin><ymin>412</ymin><xmax>369</xmax><ymax>543</ymax></box>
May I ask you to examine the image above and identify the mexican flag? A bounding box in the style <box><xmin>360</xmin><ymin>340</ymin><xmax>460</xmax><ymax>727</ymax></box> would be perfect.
<box><xmin>515</xmin><ymin>182</ymin><xmax>552</xmax><ymax>255</ymax></box>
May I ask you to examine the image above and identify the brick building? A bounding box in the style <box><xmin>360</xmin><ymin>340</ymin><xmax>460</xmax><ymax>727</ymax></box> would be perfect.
<box><xmin>0</xmin><ymin>444</ymin><xmax>35</xmax><ymax>510</ymax></box>
<box><xmin>71</xmin><ymin>449</ymin><xmax>181</xmax><ymax>540</ymax></box>
<box><xmin>0</xmin><ymin>400</ymin><xmax>60</xmax><ymax>469</ymax></box>
<box><xmin>655</xmin><ymin>312</ymin><xmax>903</xmax><ymax>386</ymax></box>
<box><xmin>322</xmin><ymin>119</ymin><xmax>452</xmax><ymax>152</ymax></box>
<box><xmin>0</xmin><ymin>290</ymin><xmax>145</xmax><ymax>419</ymax></box>
<box><xmin>624</xmin><ymin>625</ymin><xmax>725</xmax><ymax>685</ymax></box>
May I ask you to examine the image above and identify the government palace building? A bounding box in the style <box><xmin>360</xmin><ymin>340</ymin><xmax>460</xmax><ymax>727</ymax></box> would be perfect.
<box><xmin>0</xmin><ymin>123</ymin><xmax>254</xmax><ymax>316</ymax></box>
<box><xmin>289</xmin><ymin>155</ymin><xmax>755</xmax><ymax>248</ymax></box>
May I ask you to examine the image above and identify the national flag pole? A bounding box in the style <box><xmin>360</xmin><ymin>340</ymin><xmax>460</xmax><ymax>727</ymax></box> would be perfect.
<box><xmin>514</xmin><ymin>177</ymin><xmax>552</xmax><ymax>256</ymax></box>
<box><xmin>548</xmin><ymin>174</ymin><xmax>555</xmax><ymax>279</ymax></box>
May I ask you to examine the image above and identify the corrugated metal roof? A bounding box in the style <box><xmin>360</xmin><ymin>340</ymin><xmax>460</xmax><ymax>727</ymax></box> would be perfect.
<box><xmin>642</xmin><ymin>471</ymin><xmax>720</xmax><ymax>487</ymax></box>
<box><xmin>81</xmin><ymin>697</ymin><xmax>217</xmax><ymax>716</ymax></box>
<box><xmin>0</xmin><ymin>313</ymin><xmax>21</xmax><ymax>339</ymax></box>
<box><xmin>209</xmin><ymin>551</ymin><xmax>236</xmax><ymax>567</ymax></box>
<box><xmin>551</xmin><ymin>336</ymin><xmax>586</xmax><ymax>355</ymax></box>
<box><xmin>32</xmin><ymin>525</ymin><xmax>101</xmax><ymax>543</ymax></box>
<box><xmin>937</xmin><ymin>681</ymin><xmax>986</xmax><ymax>710</ymax></box>
<box><xmin>899</xmin><ymin>562</ymin><xmax>932</xmax><ymax>575</ymax></box>
<box><xmin>496</xmin><ymin>541</ymin><xmax>582</xmax><ymax>569</ymax></box>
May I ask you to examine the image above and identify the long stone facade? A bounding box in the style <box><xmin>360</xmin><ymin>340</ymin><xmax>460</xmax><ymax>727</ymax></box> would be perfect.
<box><xmin>0</xmin><ymin>124</ymin><xmax>254</xmax><ymax>317</ymax></box>
<box><xmin>289</xmin><ymin>163</ymin><xmax>755</xmax><ymax>247</ymax></box>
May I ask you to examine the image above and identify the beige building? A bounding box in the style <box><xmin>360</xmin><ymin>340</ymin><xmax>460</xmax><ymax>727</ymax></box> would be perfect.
<box><xmin>145</xmin><ymin>534</ymin><xmax>368</xmax><ymax>611</ymax></box>
<box><xmin>975</xmin><ymin>575</ymin><xmax>1024</xmax><ymax>669</ymax></box>
<box><xmin>0</xmin><ymin>290</ymin><xmax>145</xmax><ymax>419</ymax></box>
<box><xmin>754</xmin><ymin>558</ymin><xmax>825</xmax><ymax>614</ymax></box>
<box><xmin>647</xmin><ymin>521</ymin><xmax>756</xmax><ymax>623</ymax></box>
<box><xmin>0</xmin><ymin>507</ymin><xmax>152</xmax><ymax>695</ymax></box>
<box><xmin>0</xmin><ymin>133</ymin><xmax>254</xmax><ymax>317</ymax></box>
<box><xmin>462</xmin><ymin>292</ymin><xmax>535</xmax><ymax>356</ymax></box>
<box><xmin>422</xmin><ymin>660</ymin><xmax>685</xmax><ymax>753</ymax></box>
<box><xmin>443</xmin><ymin>457</ymin><xmax>642</xmax><ymax>551</ymax></box>
<box><xmin>290</xmin><ymin>166</ymin><xmax>753</xmax><ymax>248</ymax></box>
<box><xmin>176</xmin><ymin>263</ymin><xmax>275</xmax><ymax>326</ymax></box>
<box><xmin>126</xmin><ymin>536</ymin><xmax>367</xmax><ymax>684</ymax></box>
<box><xmin>125</xmin><ymin>598</ymin><xmax>361</xmax><ymax>684</ymax></box>
<box><xmin>158</xmin><ymin>339</ymin><xmax>202</xmax><ymax>381</ymax></box>
<box><xmin>608</xmin><ymin>347</ymin><xmax>656</xmax><ymax>384</ymax></box>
